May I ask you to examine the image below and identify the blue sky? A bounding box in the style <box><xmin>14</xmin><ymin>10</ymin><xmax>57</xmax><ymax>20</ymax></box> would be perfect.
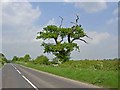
<box><xmin>1</xmin><ymin>1</ymin><xmax>118</xmax><ymax>60</ymax></box>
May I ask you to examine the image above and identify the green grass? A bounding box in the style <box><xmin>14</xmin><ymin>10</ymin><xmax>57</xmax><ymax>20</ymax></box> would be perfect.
<box><xmin>0</xmin><ymin>63</ymin><xmax>2</xmax><ymax>68</ymax></box>
<box><xmin>16</xmin><ymin>60</ymin><xmax>118</xmax><ymax>88</ymax></box>
<box><xmin>0</xmin><ymin>58</ymin><xmax>2</xmax><ymax>68</ymax></box>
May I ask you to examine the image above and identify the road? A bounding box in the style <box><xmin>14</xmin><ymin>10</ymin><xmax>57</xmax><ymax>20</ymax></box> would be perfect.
<box><xmin>0</xmin><ymin>68</ymin><xmax>2</xmax><ymax>90</ymax></box>
<box><xmin>2</xmin><ymin>63</ymin><xmax>100</xmax><ymax>89</ymax></box>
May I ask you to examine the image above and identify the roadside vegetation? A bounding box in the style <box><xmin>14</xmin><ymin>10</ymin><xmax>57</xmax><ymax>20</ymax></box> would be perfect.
<box><xmin>12</xmin><ymin>54</ymin><xmax>119</xmax><ymax>88</ymax></box>
<box><xmin>0</xmin><ymin>53</ymin><xmax>8</xmax><ymax>68</ymax></box>
<box><xmin>0</xmin><ymin>58</ymin><xmax>2</xmax><ymax>68</ymax></box>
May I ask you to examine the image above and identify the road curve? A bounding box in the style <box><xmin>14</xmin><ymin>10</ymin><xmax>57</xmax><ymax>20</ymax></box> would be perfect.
<box><xmin>2</xmin><ymin>63</ymin><xmax>101</xmax><ymax>89</ymax></box>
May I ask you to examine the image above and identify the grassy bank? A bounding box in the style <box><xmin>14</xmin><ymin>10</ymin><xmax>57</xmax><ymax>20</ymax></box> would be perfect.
<box><xmin>16</xmin><ymin>60</ymin><xmax>118</xmax><ymax>88</ymax></box>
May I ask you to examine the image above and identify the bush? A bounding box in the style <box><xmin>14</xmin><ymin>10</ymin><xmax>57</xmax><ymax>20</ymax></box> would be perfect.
<box><xmin>34</xmin><ymin>55</ymin><xmax>49</xmax><ymax>65</ymax></box>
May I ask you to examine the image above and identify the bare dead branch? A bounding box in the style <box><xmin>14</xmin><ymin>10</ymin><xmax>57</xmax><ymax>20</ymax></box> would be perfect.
<box><xmin>85</xmin><ymin>35</ymin><xmax>92</xmax><ymax>39</ymax></box>
<box><xmin>59</xmin><ymin>16</ymin><xmax>63</xmax><ymax>28</ymax></box>
<box><xmin>71</xmin><ymin>38</ymin><xmax>88</xmax><ymax>44</ymax></box>
<box><xmin>75</xmin><ymin>14</ymin><xmax>79</xmax><ymax>25</ymax></box>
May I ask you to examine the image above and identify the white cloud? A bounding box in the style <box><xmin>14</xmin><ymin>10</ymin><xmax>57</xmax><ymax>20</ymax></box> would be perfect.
<box><xmin>71</xmin><ymin>32</ymin><xmax>117</xmax><ymax>60</ymax></box>
<box><xmin>106</xmin><ymin>7</ymin><xmax>118</xmax><ymax>25</ymax></box>
<box><xmin>71</xmin><ymin>35</ymin><xmax>118</xmax><ymax>60</ymax></box>
<box><xmin>64</xmin><ymin>0</ymin><xmax>69</xmax><ymax>2</ymax></box>
<box><xmin>1</xmin><ymin>0</ymin><xmax>28</xmax><ymax>2</ymax></box>
<box><xmin>70</xmin><ymin>31</ymin><xmax>110</xmax><ymax>47</ymax></box>
<box><xmin>113</xmin><ymin>8</ymin><xmax>118</xmax><ymax>15</ymax></box>
<box><xmin>113</xmin><ymin>7</ymin><xmax>120</xmax><ymax>15</ymax></box>
<box><xmin>2</xmin><ymin>2</ymin><xmax>41</xmax><ymax>44</ymax></box>
<box><xmin>106</xmin><ymin>17</ymin><xmax>118</xmax><ymax>25</ymax></box>
<box><xmin>75</xmin><ymin>2</ymin><xmax>107</xmax><ymax>13</ymax></box>
<box><xmin>0</xmin><ymin>3</ymin><xmax>2</xmax><ymax>26</ymax></box>
<box><xmin>3</xmin><ymin>2</ymin><xmax>41</xmax><ymax>27</ymax></box>
<box><xmin>47</xmin><ymin>18</ymin><xmax>56</xmax><ymax>25</ymax></box>
<box><xmin>63</xmin><ymin>0</ymin><xmax>107</xmax><ymax>13</ymax></box>
<box><xmin>64</xmin><ymin>0</ymin><xmax>119</xmax><ymax>2</ymax></box>
<box><xmin>106</xmin><ymin>6</ymin><xmax>119</xmax><ymax>26</ymax></box>
<box><xmin>86</xmin><ymin>31</ymin><xmax>110</xmax><ymax>44</ymax></box>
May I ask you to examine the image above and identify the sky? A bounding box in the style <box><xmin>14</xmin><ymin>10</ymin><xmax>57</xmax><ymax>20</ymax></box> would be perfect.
<box><xmin>0</xmin><ymin>0</ymin><xmax>119</xmax><ymax>60</ymax></box>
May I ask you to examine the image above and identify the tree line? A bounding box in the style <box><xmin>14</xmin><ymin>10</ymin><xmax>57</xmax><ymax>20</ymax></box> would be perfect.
<box><xmin>12</xmin><ymin>54</ymin><xmax>50</xmax><ymax>65</ymax></box>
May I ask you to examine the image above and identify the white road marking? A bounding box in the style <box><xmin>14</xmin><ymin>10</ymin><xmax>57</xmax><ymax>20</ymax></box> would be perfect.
<box><xmin>11</xmin><ymin>64</ymin><xmax>16</xmax><ymax>69</ymax></box>
<box><xmin>16</xmin><ymin>69</ymin><xmax>21</xmax><ymax>74</ymax></box>
<box><xmin>11</xmin><ymin>64</ymin><xmax>38</xmax><ymax>90</ymax></box>
<box><xmin>22</xmin><ymin>75</ymin><xmax>38</xmax><ymax>90</ymax></box>
<box><xmin>11</xmin><ymin>64</ymin><xmax>21</xmax><ymax>74</ymax></box>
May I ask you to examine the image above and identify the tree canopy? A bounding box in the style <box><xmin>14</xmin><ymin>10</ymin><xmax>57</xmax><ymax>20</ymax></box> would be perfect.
<box><xmin>23</xmin><ymin>54</ymin><xmax>31</xmax><ymax>62</ymax></box>
<box><xmin>36</xmin><ymin>15</ymin><xmax>90</xmax><ymax>63</ymax></box>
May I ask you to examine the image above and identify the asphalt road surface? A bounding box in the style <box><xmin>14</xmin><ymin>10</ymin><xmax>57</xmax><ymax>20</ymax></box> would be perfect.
<box><xmin>2</xmin><ymin>63</ymin><xmax>100</xmax><ymax>89</ymax></box>
<box><xmin>0</xmin><ymin>68</ymin><xmax>2</xmax><ymax>89</ymax></box>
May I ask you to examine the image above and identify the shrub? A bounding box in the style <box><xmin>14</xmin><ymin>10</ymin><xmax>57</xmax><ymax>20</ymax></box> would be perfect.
<box><xmin>34</xmin><ymin>55</ymin><xmax>49</xmax><ymax>65</ymax></box>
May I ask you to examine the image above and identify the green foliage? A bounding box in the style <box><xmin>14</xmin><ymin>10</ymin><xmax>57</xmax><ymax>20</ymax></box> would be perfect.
<box><xmin>0</xmin><ymin>53</ymin><xmax>8</xmax><ymax>65</ymax></box>
<box><xmin>18</xmin><ymin>57</ymin><xmax>24</xmax><ymax>62</ymax></box>
<box><xmin>60</xmin><ymin>59</ymin><xmax>118</xmax><ymax>71</ymax></box>
<box><xmin>34</xmin><ymin>55</ymin><xmax>49</xmax><ymax>65</ymax></box>
<box><xmin>23</xmin><ymin>54</ymin><xmax>31</xmax><ymax>62</ymax></box>
<box><xmin>12</xmin><ymin>56</ymin><xmax>19</xmax><ymax>62</ymax></box>
<box><xmin>37</xmin><ymin>16</ymin><xmax>88</xmax><ymax>63</ymax></box>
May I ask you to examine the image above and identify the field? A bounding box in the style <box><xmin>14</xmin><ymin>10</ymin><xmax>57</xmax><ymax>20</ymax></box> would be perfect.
<box><xmin>17</xmin><ymin>59</ymin><xmax>119</xmax><ymax>88</ymax></box>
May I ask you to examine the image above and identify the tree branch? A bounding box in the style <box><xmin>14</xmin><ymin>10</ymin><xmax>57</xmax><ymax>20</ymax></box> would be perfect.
<box><xmin>75</xmin><ymin>14</ymin><xmax>79</xmax><ymax>25</ymax></box>
<box><xmin>71</xmin><ymin>38</ymin><xmax>88</xmax><ymax>44</ymax></box>
<box><xmin>54</xmin><ymin>38</ymin><xmax>58</xmax><ymax>44</ymax></box>
<box><xmin>59</xmin><ymin>16</ymin><xmax>63</xmax><ymax>28</ymax></box>
<box><xmin>68</xmin><ymin>34</ymin><xmax>71</xmax><ymax>43</ymax></box>
<box><xmin>85</xmin><ymin>35</ymin><xmax>92</xmax><ymax>39</ymax></box>
<box><xmin>60</xmin><ymin>37</ymin><xmax>63</xmax><ymax>43</ymax></box>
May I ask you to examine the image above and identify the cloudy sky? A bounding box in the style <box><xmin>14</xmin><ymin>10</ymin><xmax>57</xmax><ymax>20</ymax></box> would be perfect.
<box><xmin>1</xmin><ymin>1</ymin><xmax>119</xmax><ymax>60</ymax></box>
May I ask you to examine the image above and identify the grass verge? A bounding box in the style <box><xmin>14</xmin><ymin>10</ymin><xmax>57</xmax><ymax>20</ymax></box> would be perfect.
<box><xmin>16</xmin><ymin>61</ymin><xmax>118</xmax><ymax>88</ymax></box>
<box><xmin>0</xmin><ymin>63</ymin><xmax>2</xmax><ymax>68</ymax></box>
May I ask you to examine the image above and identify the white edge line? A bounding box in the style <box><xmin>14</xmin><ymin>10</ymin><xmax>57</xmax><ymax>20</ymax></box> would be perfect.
<box><xmin>11</xmin><ymin>64</ymin><xmax>38</xmax><ymax>90</ymax></box>
<box><xmin>16</xmin><ymin>69</ymin><xmax>21</xmax><ymax>74</ymax></box>
<box><xmin>22</xmin><ymin>75</ymin><xmax>38</xmax><ymax>89</ymax></box>
<box><xmin>11</xmin><ymin>64</ymin><xmax>17</xmax><ymax>70</ymax></box>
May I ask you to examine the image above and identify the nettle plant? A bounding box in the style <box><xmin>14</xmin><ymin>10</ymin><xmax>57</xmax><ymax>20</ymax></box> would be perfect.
<box><xmin>37</xmin><ymin>15</ymin><xmax>90</xmax><ymax>63</ymax></box>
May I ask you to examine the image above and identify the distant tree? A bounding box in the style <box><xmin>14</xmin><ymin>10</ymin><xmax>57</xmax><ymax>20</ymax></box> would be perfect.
<box><xmin>36</xmin><ymin>15</ymin><xmax>90</xmax><ymax>63</ymax></box>
<box><xmin>23</xmin><ymin>54</ymin><xmax>31</xmax><ymax>62</ymax></box>
<box><xmin>34</xmin><ymin>55</ymin><xmax>49</xmax><ymax>65</ymax></box>
<box><xmin>12</xmin><ymin>56</ymin><xmax>18</xmax><ymax>62</ymax></box>
<box><xmin>18</xmin><ymin>57</ymin><xmax>24</xmax><ymax>62</ymax></box>
<box><xmin>0</xmin><ymin>53</ymin><xmax>8</xmax><ymax>64</ymax></box>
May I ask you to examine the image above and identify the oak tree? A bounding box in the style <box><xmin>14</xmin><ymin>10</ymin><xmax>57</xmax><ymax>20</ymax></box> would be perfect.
<box><xmin>36</xmin><ymin>15</ymin><xmax>90</xmax><ymax>63</ymax></box>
